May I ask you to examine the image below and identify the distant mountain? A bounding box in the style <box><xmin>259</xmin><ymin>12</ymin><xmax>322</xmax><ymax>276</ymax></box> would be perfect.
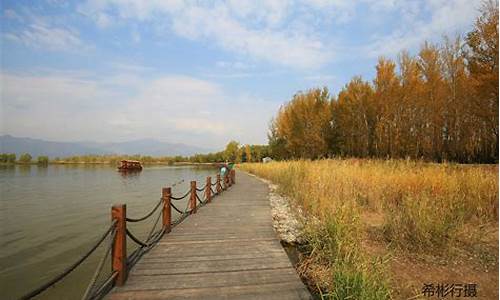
<box><xmin>0</xmin><ymin>135</ymin><xmax>212</xmax><ymax>158</ymax></box>
<box><xmin>81</xmin><ymin>139</ymin><xmax>211</xmax><ymax>157</ymax></box>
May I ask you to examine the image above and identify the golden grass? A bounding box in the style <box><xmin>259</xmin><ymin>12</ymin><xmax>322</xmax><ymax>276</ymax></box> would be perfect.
<box><xmin>239</xmin><ymin>159</ymin><xmax>498</xmax><ymax>299</ymax></box>
<box><xmin>241</xmin><ymin>159</ymin><xmax>497</xmax><ymax>249</ymax></box>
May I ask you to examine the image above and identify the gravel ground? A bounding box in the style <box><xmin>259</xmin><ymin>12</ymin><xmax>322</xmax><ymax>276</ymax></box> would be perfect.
<box><xmin>247</xmin><ymin>173</ymin><xmax>305</xmax><ymax>244</ymax></box>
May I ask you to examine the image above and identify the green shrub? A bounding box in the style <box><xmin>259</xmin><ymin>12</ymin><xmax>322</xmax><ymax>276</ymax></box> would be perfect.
<box><xmin>18</xmin><ymin>153</ymin><xmax>32</xmax><ymax>164</ymax></box>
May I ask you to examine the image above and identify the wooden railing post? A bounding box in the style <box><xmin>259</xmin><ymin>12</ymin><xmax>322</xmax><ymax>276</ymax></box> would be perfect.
<box><xmin>231</xmin><ymin>169</ymin><xmax>236</xmax><ymax>184</ymax></box>
<box><xmin>223</xmin><ymin>174</ymin><xmax>228</xmax><ymax>190</ymax></box>
<box><xmin>206</xmin><ymin>176</ymin><xmax>212</xmax><ymax>203</ymax></box>
<box><xmin>162</xmin><ymin>187</ymin><xmax>171</xmax><ymax>233</ymax></box>
<box><xmin>190</xmin><ymin>181</ymin><xmax>197</xmax><ymax>214</ymax></box>
<box><xmin>111</xmin><ymin>204</ymin><xmax>127</xmax><ymax>286</ymax></box>
<box><xmin>216</xmin><ymin>174</ymin><xmax>222</xmax><ymax>194</ymax></box>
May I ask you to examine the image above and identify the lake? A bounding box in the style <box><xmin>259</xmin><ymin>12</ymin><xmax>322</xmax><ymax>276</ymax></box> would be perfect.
<box><xmin>0</xmin><ymin>164</ymin><xmax>218</xmax><ymax>300</ymax></box>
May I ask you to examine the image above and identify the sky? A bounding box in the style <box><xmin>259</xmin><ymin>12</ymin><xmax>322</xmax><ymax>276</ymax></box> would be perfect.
<box><xmin>1</xmin><ymin>0</ymin><xmax>482</xmax><ymax>150</ymax></box>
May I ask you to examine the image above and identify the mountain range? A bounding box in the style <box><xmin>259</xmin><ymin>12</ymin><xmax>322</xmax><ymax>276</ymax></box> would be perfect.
<box><xmin>0</xmin><ymin>135</ymin><xmax>212</xmax><ymax>158</ymax></box>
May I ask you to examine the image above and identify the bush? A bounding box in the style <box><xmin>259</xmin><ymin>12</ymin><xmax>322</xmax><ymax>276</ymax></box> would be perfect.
<box><xmin>0</xmin><ymin>153</ymin><xmax>16</xmax><ymax>163</ymax></box>
<box><xmin>37</xmin><ymin>156</ymin><xmax>49</xmax><ymax>165</ymax></box>
<box><xmin>18</xmin><ymin>153</ymin><xmax>32</xmax><ymax>164</ymax></box>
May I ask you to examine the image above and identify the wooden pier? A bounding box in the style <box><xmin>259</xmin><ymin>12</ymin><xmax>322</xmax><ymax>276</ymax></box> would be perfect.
<box><xmin>18</xmin><ymin>170</ymin><xmax>310</xmax><ymax>300</ymax></box>
<box><xmin>107</xmin><ymin>172</ymin><xmax>310</xmax><ymax>299</ymax></box>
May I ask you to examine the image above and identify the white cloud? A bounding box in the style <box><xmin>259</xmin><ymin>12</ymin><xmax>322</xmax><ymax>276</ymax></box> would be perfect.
<box><xmin>1</xmin><ymin>70</ymin><xmax>278</xmax><ymax>148</ymax></box>
<box><xmin>365</xmin><ymin>0</ymin><xmax>481</xmax><ymax>57</ymax></box>
<box><xmin>2</xmin><ymin>6</ymin><xmax>90</xmax><ymax>53</ymax></box>
<box><xmin>78</xmin><ymin>0</ymin><xmax>333</xmax><ymax>69</ymax></box>
<box><xmin>3</xmin><ymin>22</ymin><xmax>87</xmax><ymax>52</ymax></box>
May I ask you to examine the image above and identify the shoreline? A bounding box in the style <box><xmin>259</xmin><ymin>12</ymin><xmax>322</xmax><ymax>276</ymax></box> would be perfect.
<box><xmin>0</xmin><ymin>162</ymin><xmax>220</xmax><ymax>166</ymax></box>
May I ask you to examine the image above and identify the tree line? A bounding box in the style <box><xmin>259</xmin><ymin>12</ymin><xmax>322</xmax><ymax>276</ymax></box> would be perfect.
<box><xmin>189</xmin><ymin>141</ymin><xmax>270</xmax><ymax>163</ymax></box>
<box><xmin>269</xmin><ymin>2</ymin><xmax>498</xmax><ymax>163</ymax></box>
<box><xmin>0</xmin><ymin>153</ymin><xmax>48</xmax><ymax>165</ymax></box>
<box><xmin>0</xmin><ymin>142</ymin><xmax>269</xmax><ymax>165</ymax></box>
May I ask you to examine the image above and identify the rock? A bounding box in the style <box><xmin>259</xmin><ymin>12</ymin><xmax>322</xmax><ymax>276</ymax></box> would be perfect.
<box><xmin>247</xmin><ymin>173</ymin><xmax>305</xmax><ymax>244</ymax></box>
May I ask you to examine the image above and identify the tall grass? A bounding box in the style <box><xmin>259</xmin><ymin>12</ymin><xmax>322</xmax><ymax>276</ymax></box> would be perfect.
<box><xmin>239</xmin><ymin>159</ymin><xmax>498</xmax><ymax>298</ymax></box>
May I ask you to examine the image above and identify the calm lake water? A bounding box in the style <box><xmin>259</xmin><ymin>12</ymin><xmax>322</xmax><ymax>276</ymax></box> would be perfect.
<box><xmin>0</xmin><ymin>164</ymin><xmax>218</xmax><ymax>300</ymax></box>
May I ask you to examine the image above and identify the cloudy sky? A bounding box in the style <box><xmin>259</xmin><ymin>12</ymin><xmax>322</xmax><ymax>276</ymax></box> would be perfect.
<box><xmin>1</xmin><ymin>0</ymin><xmax>481</xmax><ymax>149</ymax></box>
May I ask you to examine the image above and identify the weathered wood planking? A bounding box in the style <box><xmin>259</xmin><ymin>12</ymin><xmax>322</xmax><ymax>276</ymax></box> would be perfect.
<box><xmin>107</xmin><ymin>172</ymin><xmax>311</xmax><ymax>300</ymax></box>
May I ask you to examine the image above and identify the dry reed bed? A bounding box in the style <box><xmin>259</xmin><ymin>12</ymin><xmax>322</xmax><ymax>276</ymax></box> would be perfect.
<box><xmin>239</xmin><ymin>159</ymin><xmax>498</xmax><ymax>299</ymax></box>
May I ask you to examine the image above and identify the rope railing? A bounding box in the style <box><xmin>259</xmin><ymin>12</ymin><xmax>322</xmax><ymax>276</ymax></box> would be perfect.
<box><xmin>170</xmin><ymin>189</ymin><xmax>191</xmax><ymax>200</ymax></box>
<box><xmin>81</xmin><ymin>227</ymin><xmax>116</xmax><ymax>300</ymax></box>
<box><xmin>125</xmin><ymin>198</ymin><xmax>162</xmax><ymax>222</ymax></box>
<box><xmin>19</xmin><ymin>220</ymin><xmax>117</xmax><ymax>300</ymax></box>
<box><xmin>19</xmin><ymin>168</ymin><xmax>237</xmax><ymax>300</ymax></box>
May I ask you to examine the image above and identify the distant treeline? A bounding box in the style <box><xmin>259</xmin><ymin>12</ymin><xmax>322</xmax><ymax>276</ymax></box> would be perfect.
<box><xmin>0</xmin><ymin>142</ymin><xmax>270</xmax><ymax>165</ymax></box>
<box><xmin>0</xmin><ymin>153</ymin><xmax>48</xmax><ymax>165</ymax></box>
<box><xmin>269</xmin><ymin>2</ymin><xmax>498</xmax><ymax>163</ymax></box>
<box><xmin>189</xmin><ymin>141</ymin><xmax>270</xmax><ymax>163</ymax></box>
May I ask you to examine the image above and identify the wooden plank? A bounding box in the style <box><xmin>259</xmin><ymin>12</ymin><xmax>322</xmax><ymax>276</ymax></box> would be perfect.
<box><xmin>141</xmin><ymin>252</ymin><xmax>289</xmax><ymax>263</ymax></box>
<box><xmin>107</xmin><ymin>282</ymin><xmax>311</xmax><ymax>300</ymax></box>
<box><xmin>133</xmin><ymin>257</ymin><xmax>293</xmax><ymax>275</ymax></box>
<box><xmin>117</xmin><ymin>268</ymin><xmax>302</xmax><ymax>291</ymax></box>
<box><xmin>107</xmin><ymin>172</ymin><xmax>311</xmax><ymax>299</ymax></box>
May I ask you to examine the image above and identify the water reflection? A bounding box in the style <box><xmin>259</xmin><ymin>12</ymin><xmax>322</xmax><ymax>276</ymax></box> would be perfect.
<box><xmin>17</xmin><ymin>164</ymin><xmax>33</xmax><ymax>176</ymax></box>
<box><xmin>118</xmin><ymin>170</ymin><xmax>142</xmax><ymax>179</ymax></box>
<box><xmin>1</xmin><ymin>164</ymin><xmax>217</xmax><ymax>300</ymax></box>
<box><xmin>36</xmin><ymin>165</ymin><xmax>49</xmax><ymax>176</ymax></box>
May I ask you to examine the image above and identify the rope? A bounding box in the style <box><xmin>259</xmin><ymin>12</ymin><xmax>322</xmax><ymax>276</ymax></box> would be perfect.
<box><xmin>126</xmin><ymin>199</ymin><xmax>162</xmax><ymax>222</ymax></box>
<box><xmin>195</xmin><ymin>184</ymin><xmax>206</xmax><ymax>192</ymax></box>
<box><xmin>126</xmin><ymin>228</ymin><xmax>165</xmax><ymax>269</ymax></box>
<box><xmin>171</xmin><ymin>203</ymin><xmax>184</xmax><ymax>214</ymax></box>
<box><xmin>19</xmin><ymin>221</ymin><xmax>117</xmax><ymax>300</ymax></box>
<box><xmin>210</xmin><ymin>187</ymin><xmax>218</xmax><ymax>195</ymax></box>
<box><xmin>171</xmin><ymin>212</ymin><xmax>189</xmax><ymax>227</ymax></box>
<box><xmin>126</xmin><ymin>228</ymin><xmax>149</xmax><ymax>247</ymax></box>
<box><xmin>87</xmin><ymin>271</ymin><xmax>117</xmax><ymax>300</ymax></box>
<box><xmin>196</xmin><ymin>193</ymin><xmax>205</xmax><ymax>205</ymax></box>
<box><xmin>170</xmin><ymin>189</ymin><xmax>191</xmax><ymax>200</ymax></box>
<box><xmin>145</xmin><ymin>207</ymin><xmax>163</xmax><ymax>242</ymax></box>
<box><xmin>81</xmin><ymin>228</ymin><xmax>116</xmax><ymax>300</ymax></box>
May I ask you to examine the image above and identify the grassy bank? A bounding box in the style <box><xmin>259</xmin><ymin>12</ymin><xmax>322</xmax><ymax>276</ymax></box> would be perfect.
<box><xmin>239</xmin><ymin>159</ymin><xmax>498</xmax><ymax>299</ymax></box>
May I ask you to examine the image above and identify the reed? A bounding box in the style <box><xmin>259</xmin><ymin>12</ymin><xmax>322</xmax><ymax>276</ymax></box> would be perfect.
<box><xmin>239</xmin><ymin>159</ymin><xmax>498</xmax><ymax>298</ymax></box>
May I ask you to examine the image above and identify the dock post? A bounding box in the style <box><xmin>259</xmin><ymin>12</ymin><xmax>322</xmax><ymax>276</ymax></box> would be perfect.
<box><xmin>231</xmin><ymin>169</ymin><xmax>236</xmax><ymax>184</ymax></box>
<box><xmin>216</xmin><ymin>174</ymin><xmax>222</xmax><ymax>194</ymax></box>
<box><xmin>162</xmin><ymin>187</ymin><xmax>171</xmax><ymax>233</ymax></box>
<box><xmin>223</xmin><ymin>174</ymin><xmax>228</xmax><ymax>190</ymax></box>
<box><xmin>206</xmin><ymin>177</ymin><xmax>212</xmax><ymax>203</ymax></box>
<box><xmin>190</xmin><ymin>181</ymin><xmax>197</xmax><ymax>214</ymax></box>
<box><xmin>111</xmin><ymin>204</ymin><xmax>127</xmax><ymax>286</ymax></box>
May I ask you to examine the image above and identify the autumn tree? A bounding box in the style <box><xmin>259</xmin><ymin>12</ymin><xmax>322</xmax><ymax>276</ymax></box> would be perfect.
<box><xmin>244</xmin><ymin>145</ymin><xmax>252</xmax><ymax>162</ymax></box>
<box><xmin>333</xmin><ymin>77</ymin><xmax>375</xmax><ymax>157</ymax></box>
<box><xmin>223</xmin><ymin>140</ymin><xmax>240</xmax><ymax>162</ymax></box>
<box><xmin>373</xmin><ymin>57</ymin><xmax>400</xmax><ymax>157</ymax></box>
<box><xmin>466</xmin><ymin>0</ymin><xmax>499</xmax><ymax>162</ymax></box>
<box><xmin>267</xmin><ymin>2</ymin><xmax>498</xmax><ymax>163</ymax></box>
<box><xmin>274</xmin><ymin>88</ymin><xmax>331</xmax><ymax>159</ymax></box>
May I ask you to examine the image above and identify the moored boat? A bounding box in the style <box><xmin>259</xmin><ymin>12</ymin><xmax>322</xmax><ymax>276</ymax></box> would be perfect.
<box><xmin>117</xmin><ymin>160</ymin><xmax>143</xmax><ymax>171</ymax></box>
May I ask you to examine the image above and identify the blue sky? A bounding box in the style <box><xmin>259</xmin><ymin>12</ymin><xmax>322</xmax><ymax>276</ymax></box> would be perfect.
<box><xmin>1</xmin><ymin>0</ymin><xmax>481</xmax><ymax>149</ymax></box>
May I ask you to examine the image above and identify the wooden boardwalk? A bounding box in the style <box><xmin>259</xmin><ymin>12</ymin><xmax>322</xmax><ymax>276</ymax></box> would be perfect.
<box><xmin>108</xmin><ymin>172</ymin><xmax>311</xmax><ymax>300</ymax></box>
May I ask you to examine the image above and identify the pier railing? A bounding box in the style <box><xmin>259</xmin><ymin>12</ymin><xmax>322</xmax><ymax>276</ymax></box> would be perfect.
<box><xmin>19</xmin><ymin>169</ymin><xmax>236</xmax><ymax>300</ymax></box>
